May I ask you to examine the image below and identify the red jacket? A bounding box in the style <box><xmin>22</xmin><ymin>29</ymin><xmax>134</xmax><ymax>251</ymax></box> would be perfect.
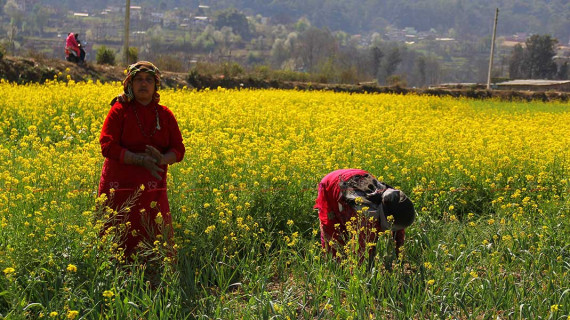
<box><xmin>65</xmin><ymin>33</ymin><xmax>80</xmax><ymax>56</ymax></box>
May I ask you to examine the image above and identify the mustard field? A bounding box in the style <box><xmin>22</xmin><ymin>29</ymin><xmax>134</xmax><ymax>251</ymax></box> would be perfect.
<box><xmin>0</xmin><ymin>79</ymin><xmax>569</xmax><ymax>319</ymax></box>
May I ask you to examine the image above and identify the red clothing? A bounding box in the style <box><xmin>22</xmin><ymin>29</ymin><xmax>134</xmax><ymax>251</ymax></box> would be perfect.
<box><xmin>98</xmin><ymin>99</ymin><xmax>185</xmax><ymax>258</ymax></box>
<box><xmin>314</xmin><ymin>169</ymin><xmax>405</xmax><ymax>257</ymax></box>
<box><xmin>65</xmin><ymin>33</ymin><xmax>80</xmax><ymax>56</ymax></box>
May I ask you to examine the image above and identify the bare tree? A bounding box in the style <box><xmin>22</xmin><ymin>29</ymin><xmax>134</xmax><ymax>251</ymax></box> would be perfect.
<box><xmin>294</xmin><ymin>26</ymin><xmax>336</xmax><ymax>72</ymax></box>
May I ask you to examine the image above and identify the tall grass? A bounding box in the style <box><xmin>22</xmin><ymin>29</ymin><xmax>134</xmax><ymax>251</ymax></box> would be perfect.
<box><xmin>0</xmin><ymin>78</ymin><xmax>568</xmax><ymax>319</ymax></box>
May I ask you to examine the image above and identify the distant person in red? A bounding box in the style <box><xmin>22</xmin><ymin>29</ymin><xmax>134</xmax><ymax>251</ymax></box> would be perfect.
<box><xmin>314</xmin><ymin>169</ymin><xmax>415</xmax><ymax>261</ymax></box>
<box><xmin>65</xmin><ymin>32</ymin><xmax>80</xmax><ymax>62</ymax></box>
<box><xmin>98</xmin><ymin>61</ymin><xmax>185</xmax><ymax>261</ymax></box>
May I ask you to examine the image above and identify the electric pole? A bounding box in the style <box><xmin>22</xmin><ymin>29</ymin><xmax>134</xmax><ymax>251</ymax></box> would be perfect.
<box><xmin>124</xmin><ymin>0</ymin><xmax>131</xmax><ymax>65</ymax></box>
<box><xmin>487</xmin><ymin>8</ymin><xmax>499</xmax><ymax>90</ymax></box>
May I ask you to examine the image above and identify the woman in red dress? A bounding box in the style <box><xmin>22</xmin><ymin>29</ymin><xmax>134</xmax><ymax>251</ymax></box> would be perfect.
<box><xmin>314</xmin><ymin>169</ymin><xmax>415</xmax><ymax>260</ymax></box>
<box><xmin>98</xmin><ymin>61</ymin><xmax>185</xmax><ymax>261</ymax></box>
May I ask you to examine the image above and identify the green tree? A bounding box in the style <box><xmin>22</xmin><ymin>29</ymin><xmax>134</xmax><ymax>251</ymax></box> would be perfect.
<box><xmin>415</xmin><ymin>55</ymin><xmax>427</xmax><ymax>87</ymax></box>
<box><xmin>3</xmin><ymin>0</ymin><xmax>23</xmax><ymax>28</ymax></box>
<box><xmin>509</xmin><ymin>44</ymin><xmax>525</xmax><ymax>79</ymax></box>
<box><xmin>294</xmin><ymin>17</ymin><xmax>311</xmax><ymax>33</ymax></box>
<box><xmin>523</xmin><ymin>34</ymin><xmax>558</xmax><ymax>79</ymax></box>
<box><xmin>27</xmin><ymin>4</ymin><xmax>51</xmax><ymax>36</ymax></box>
<box><xmin>556</xmin><ymin>62</ymin><xmax>568</xmax><ymax>80</ymax></box>
<box><xmin>377</xmin><ymin>46</ymin><xmax>402</xmax><ymax>84</ymax></box>
<box><xmin>370</xmin><ymin>46</ymin><xmax>383</xmax><ymax>78</ymax></box>
<box><xmin>214</xmin><ymin>8</ymin><xmax>251</xmax><ymax>41</ymax></box>
<box><xmin>270</xmin><ymin>38</ymin><xmax>290</xmax><ymax>69</ymax></box>
<box><xmin>194</xmin><ymin>25</ymin><xmax>216</xmax><ymax>52</ymax></box>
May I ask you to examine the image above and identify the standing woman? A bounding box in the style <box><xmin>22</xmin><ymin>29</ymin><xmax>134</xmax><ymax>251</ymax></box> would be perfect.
<box><xmin>98</xmin><ymin>61</ymin><xmax>185</xmax><ymax>260</ymax></box>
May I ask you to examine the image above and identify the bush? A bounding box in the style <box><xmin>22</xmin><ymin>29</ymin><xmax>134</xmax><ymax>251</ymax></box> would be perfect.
<box><xmin>155</xmin><ymin>55</ymin><xmax>184</xmax><ymax>72</ymax></box>
<box><xmin>340</xmin><ymin>67</ymin><xmax>359</xmax><ymax>84</ymax></box>
<box><xmin>387</xmin><ymin>74</ymin><xmax>407</xmax><ymax>88</ymax></box>
<box><xmin>221</xmin><ymin>62</ymin><xmax>244</xmax><ymax>78</ymax></box>
<box><xmin>252</xmin><ymin>65</ymin><xmax>271</xmax><ymax>80</ymax></box>
<box><xmin>189</xmin><ymin>62</ymin><xmax>219</xmax><ymax>78</ymax></box>
<box><xmin>96</xmin><ymin>46</ymin><xmax>116</xmax><ymax>66</ymax></box>
<box><xmin>127</xmin><ymin>47</ymin><xmax>138</xmax><ymax>64</ymax></box>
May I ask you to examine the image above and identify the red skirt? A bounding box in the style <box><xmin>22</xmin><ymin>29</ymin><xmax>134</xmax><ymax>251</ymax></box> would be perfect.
<box><xmin>98</xmin><ymin>157</ymin><xmax>172</xmax><ymax>260</ymax></box>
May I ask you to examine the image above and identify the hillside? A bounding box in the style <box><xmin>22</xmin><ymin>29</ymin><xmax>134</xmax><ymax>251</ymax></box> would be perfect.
<box><xmin>35</xmin><ymin>0</ymin><xmax>570</xmax><ymax>41</ymax></box>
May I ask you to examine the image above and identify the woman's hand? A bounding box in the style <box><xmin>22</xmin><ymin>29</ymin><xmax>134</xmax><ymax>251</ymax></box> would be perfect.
<box><xmin>139</xmin><ymin>154</ymin><xmax>164</xmax><ymax>180</ymax></box>
<box><xmin>124</xmin><ymin>150</ymin><xmax>164</xmax><ymax>180</ymax></box>
<box><xmin>145</xmin><ymin>145</ymin><xmax>178</xmax><ymax>166</ymax></box>
<box><xmin>145</xmin><ymin>145</ymin><xmax>165</xmax><ymax>166</ymax></box>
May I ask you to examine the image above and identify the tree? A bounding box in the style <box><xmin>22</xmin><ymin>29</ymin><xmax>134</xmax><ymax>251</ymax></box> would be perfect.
<box><xmin>294</xmin><ymin>27</ymin><xmax>336</xmax><ymax>72</ymax></box>
<box><xmin>508</xmin><ymin>44</ymin><xmax>525</xmax><ymax>79</ymax></box>
<box><xmin>28</xmin><ymin>4</ymin><xmax>51</xmax><ymax>36</ymax></box>
<box><xmin>419</xmin><ymin>54</ymin><xmax>441</xmax><ymax>86</ymax></box>
<box><xmin>377</xmin><ymin>46</ymin><xmax>402</xmax><ymax>84</ymax></box>
<box><xmin>3</xmin><ymin>0</ymin><xmax>23</xmax><ymax>28</ymax></box>
<box><xmin>508</xmin><ymin>35</ymin><xmax>559</xmax><ymax>79</ymax></box>
<box><xmin>415</xmin><ymin>55</ymin><xmax>427</xmax><ymax>86</ymax></box>
<box><xmin>3</xmin><ymin>0</ymin><xmax>23</xmax><ymax>51</ymax></box>
<box><xmin>370</xmin><ymin>46</ymin><xmax>383</xmax><ymax>78</ymax></box>
<box><xmin>214</xmin><ymin>9</ymin><xmax>251</xmax><ymax>41</ymax></box>
<box><xmin>557</xmin><ymin>62</ymin><xmax>568</xmax><ymax>80</ymax></box>
<box><xmin>523</xmin><ymin>34</ymin><xmax>558</xmax><ymax>79</ymax></box>
<box><xmin>270</xmin><ymin>38</ymin><xmax>289</xmax><ymax>69</ymax></box>
<box><xmin>194</xmin><ymin>25</ymin><xmax>216</xmax><ymax>52</ymax></box>
<box><xmin>270</xmin><ymin>31</ymin><xmax>297</xmax><ymax>69</ymax></box>
<box><xmin>294</xmin><ymin>17</ymin><xmax>311</xmax><ymax>33</ymax></box>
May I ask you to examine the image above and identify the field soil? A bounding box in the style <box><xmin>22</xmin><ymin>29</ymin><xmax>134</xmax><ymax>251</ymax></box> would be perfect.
<box><xmin>1</xmin><ymin>55</ymin><xmax>568</xmax><ymax>102</ymax></box>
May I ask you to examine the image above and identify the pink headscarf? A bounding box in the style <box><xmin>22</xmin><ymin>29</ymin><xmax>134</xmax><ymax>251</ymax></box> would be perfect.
<box><xmin>65</xmin><ymin>33</ymin><xmax>80</xmax><ymax>55</ymax></box>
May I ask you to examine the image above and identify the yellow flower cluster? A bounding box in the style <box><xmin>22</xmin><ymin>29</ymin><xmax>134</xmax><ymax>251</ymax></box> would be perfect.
<box><xmin>0</xmin><ymin>81</ymin><xmax>568</xmax><ymax>318</ymax></box>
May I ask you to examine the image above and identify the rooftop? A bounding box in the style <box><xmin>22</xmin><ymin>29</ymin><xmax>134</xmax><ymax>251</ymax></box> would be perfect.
<box><xmin>497</xmin><ymin>80</ymin><xmax>570</xmax><ymax>86</ymax></box>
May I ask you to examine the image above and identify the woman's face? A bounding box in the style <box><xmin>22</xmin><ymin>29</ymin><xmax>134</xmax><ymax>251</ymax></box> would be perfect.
<box><xmin>131</xmin><ymin>72</ymin><xmax>156</xmax><ymax>105</ymax></box>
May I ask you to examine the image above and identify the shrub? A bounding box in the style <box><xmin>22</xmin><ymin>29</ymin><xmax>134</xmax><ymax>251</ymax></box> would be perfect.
<box><xmin>155</xmin><ymin>55</ymin><xmax>184</xmax><ymax>72</ymax></box>
<box><xmin>340</xmin><ymin>67</ymin><xmax>359</xmax><ymax>84</ymax></box>
<box><xmin>96</xmin><ymin>46</ymin><xmax>116</xmax><ymax>66</ymax></box>
<box><xmin>221</xmin><ymin>62</ymin><xmax>244</xmax><ymax>78</ymax></box>
<box><xmin>127</xmin><ymin>47</ymin><xmax>138</xmax><ymax>64</ymax></box>
<box><xmin>190</xmin><ymin>62</ymin><xmax>219</xmax><ymax>78</ymax></box>
<box><xmin>387</xmin><ymin>74</ymin><xmax>407</xmax><ymax>88</ymax></box>
<box><xmin>252</xmin><ymin>65</ymin><xmax>271</xmax><ymax>80</ymax></box>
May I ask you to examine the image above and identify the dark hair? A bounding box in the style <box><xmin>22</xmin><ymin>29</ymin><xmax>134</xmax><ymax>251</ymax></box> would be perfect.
<box><xmin>366</xmin><ymin>192</ymin><xmax>383</xmax><ymax>205</ymax></box>
<box><xmin>384</xmin><ymin>197</ymin><xmax>415</xmax><ymax>228</ymax></box>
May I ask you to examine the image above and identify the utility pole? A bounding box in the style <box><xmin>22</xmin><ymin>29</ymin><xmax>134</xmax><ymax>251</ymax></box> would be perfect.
<box><xmin>487</xmin><ymin>8</ymin><xmax>499</xmax><ymax>90</ymax></box>
<box><xmin>124</xmin><ymin>0</ymin><xmax>131</xmax><ymax>65</ymax></box>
